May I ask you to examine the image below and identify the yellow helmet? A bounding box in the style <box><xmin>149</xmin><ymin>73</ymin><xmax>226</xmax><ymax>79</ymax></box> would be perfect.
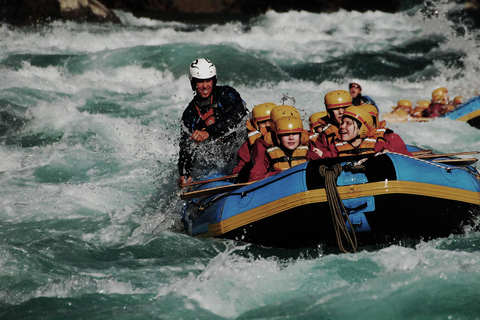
<box><xmin>324</xmin><ymin>90</ymin><xmax>352</xmax><ymax>110</ymax></box>
<box><xmin>453</xmin><ymin>96</ymin><xmax>463</xmax><ymax>105</ymax></box>
<box><xmin>309</xmin><ymin>111</ymin><xmax>328</xmax><ymax>131</ymax></box>
<box><xmin>359</xmin><ymin>104</ymin><xmax>379</xmax><ymax>127</ymax></box>
<box><xmin>275</xmin><ymin>116</ymin><xmax>303</xmax><ymax>141</ymax></box>
<box><xmin>432</xmin><ymin>87</ymin><xmax>448</xmax><ymax>103</ymax></box>
<box><xmin>252</xmin><ymin>102</ymin><xmax>276</xmax><ymax>130</ymax></box>
<box><xmin>415</xmin><ymin>100</ymin><xmax>430</xmax><ymax>109</ymax></box>
<box><xmin>396</xmin><ymin>99</ymin><xmax>412</xmax><ymax>110</ymax></box>
<box><xmin>343</xmin><ymin>106</ymin><xmax>374</xmax><ymax>139</ymax></box>
<box><xmin>270</xmin><ymin>105</ymin><xmax>300</xmax><ymax>132</ymax></box>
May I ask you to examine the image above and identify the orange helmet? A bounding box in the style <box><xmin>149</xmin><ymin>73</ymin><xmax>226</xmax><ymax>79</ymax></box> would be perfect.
<box><xmin>324</xmin><ymin>90</ymin><xmax>352</xmax><ymax>110</ymax></box>
<box><xmin>359</xmin><ymin>104</ymin><xmax>379</xmax><ymax>127</ymax></box>
<box><xmin>251</xmin><ymin>102</ymin><xmax>276</xmax><ymax>130</ymax></box>
<box><xmin>411</xmin><ymin>100</ymin><xmax>430</xmax><ymax>117</ymax></box>
<box><xmin>309</xmin><ymin>111</ymin><xmax>328</xmax><ymax>132</ymax></box>
<box><xmin>270</xmin><ymin>105</ymin><xmax>300</xmax><ymax>132</ymax></box>
<box><xmin>432</xmin><ymin>87</ymin><xmax>448</xmax><ymax>103</ymax></box>
<box><xmin>343</xmin><ymin>106</ymin><xmax>374</xmax><ymax>139</ymax></box>
<box><xmin>415</xmin><ymin>100</ymin><xmax>430</xmax><ymax>109</ymax></box>
<box><xmin>275</xmin><ymin>116</ymin><xmax>303</xmax><ymax>141</ymax></box>
<box><xmin>453</xmin><ymin>96</ymin><xmax>463</xmax><ymax>106</ymax></box>
<box><xmin>396</xmin><ymin>99</ymin><xmax>412</xmax><ymax>110</ymax></box>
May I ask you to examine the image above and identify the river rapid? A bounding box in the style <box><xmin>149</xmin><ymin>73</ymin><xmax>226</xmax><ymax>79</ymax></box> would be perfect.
<box><xmin>1</xmin><ymin>2</ymin><xmax>480</xmax><ymax>319</ymax></box>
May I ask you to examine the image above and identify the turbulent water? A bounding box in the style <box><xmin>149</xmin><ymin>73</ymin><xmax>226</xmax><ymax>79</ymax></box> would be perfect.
<box><xmin>2</xmin><ymin>1</ymin><xmax>480</xmax><ymax>319</ymax></box>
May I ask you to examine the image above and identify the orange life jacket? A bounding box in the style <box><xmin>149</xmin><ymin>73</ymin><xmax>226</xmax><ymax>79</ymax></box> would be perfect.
<box><xmin>374</xmin><ymin>120</ymin><xmax>387</xmax><ymax>141</ymax></box>
<box><xmin>266</xmin><ymin>145</ymin><xmax>308</xmax><ymax>171</ymax></box>
<box><xmin>309</xmin><ymin>132</ymin><xmax>319</xmax><ymax>143</ymax></box>
<box><xmin>322</xmin><ymin>123</ymin><xmax>341</xmax><ymax>144</ymax></box>
<box><xmin>334</xmin><ymin>138</ymin><xmax>377</xmax><ymax>157</ymax></box>
<box><xmin>245</xmin><ymin>120</ymin><xmax>262</xmax><ymax>145</ymax></box>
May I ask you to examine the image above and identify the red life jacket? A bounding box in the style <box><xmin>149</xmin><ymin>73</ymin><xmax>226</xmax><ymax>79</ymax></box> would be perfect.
<box><xmin>195</xmin><ymin>96</ymin><xmax>216</xmax><ymax>127</ymax></box>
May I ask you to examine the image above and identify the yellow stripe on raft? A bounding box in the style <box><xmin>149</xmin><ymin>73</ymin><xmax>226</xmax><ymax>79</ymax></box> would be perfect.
<box><xmin>456</xmin><ymin>109</ymin><xmax>480</xmax><ymax>122</ymax></box>
<box><xmin>198</xmin><ymin>180</ymin><xmax>480</xmax><ymax>238</ymax></box>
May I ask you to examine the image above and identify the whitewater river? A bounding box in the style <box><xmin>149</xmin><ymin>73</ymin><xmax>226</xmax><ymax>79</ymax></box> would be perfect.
<box><xmin>1</xmin><ymin>2</ymin><xmax>480</xmax><ymax>319</ymax></box>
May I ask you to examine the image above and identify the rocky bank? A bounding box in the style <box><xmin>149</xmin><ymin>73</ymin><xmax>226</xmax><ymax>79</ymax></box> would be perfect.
<box><xmin>1</xmin><ymin>0</ymin><xmax>479</xmax><ymax>27</ymax></box>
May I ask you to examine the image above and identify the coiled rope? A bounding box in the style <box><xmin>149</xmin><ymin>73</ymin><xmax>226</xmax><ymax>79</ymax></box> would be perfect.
<box><xmin>318</xmin><ymin>163</ymin><xmax>358</xmax><ymax>253</ymax></box>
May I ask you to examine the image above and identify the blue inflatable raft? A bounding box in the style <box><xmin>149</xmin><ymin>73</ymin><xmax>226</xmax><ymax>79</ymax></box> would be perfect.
<box><xmin>442</xmin><ymin>95</ymin><xmax>480</xmax><ymax>129</ymax></box>
<box><xmin>182</xmin><ymin>151</ymin><xmax>480</xmax><ymax>250</ymax></box>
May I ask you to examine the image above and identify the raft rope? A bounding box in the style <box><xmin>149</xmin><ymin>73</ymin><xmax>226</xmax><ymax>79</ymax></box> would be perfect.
<box><xmin>377</xmin><ymin>150</ymin><xmax>480</xmax><ymax>176</ymax></box>
<box><xmin>318</xmin><ymin>163</ymin><xmax>358</xmax><ymax>253</ymax></box>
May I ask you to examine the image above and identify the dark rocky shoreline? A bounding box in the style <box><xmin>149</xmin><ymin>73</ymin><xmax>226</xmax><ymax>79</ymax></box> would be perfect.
<box><xmin>1</xmin><ymin>0</ymin><xmax>480</xmax><ymax>27</ymax></box>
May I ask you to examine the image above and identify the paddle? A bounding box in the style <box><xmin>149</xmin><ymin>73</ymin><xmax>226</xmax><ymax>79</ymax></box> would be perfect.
<box><xmin>408</xmin><ymin>117</ymin><xmax>431</xmax><ymax>122</ymax></box>
<box><xmin>179</xmin><ymin>174</ymin><xmax>239</xmax><ymax>188</ymax></box>
<box><xmin>432</xmin><ymin>158</ymin><xmax>478</xmax><ymax>165</ymax></box>
<box><xmin>415</xmin><ymin>151</ymin><xmax>479</xmax><ymax>159</ymax></box>
<box><xmin>180</xmin><ymin>181</ymin><xmax>255</xmax><ymax>200</ymax></box>
<box><xmin>411</xmin><ymin>150</ymin><xmax>433</xmax><ymax>156</ymax></box>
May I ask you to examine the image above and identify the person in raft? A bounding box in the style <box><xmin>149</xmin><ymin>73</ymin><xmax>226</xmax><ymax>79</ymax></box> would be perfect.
<box><xmin>422</xmin><ymin>87</ymin><xmax>452</xmax><ymax>118</ymax></box>
<box><xmin>308</xmin><ymin>111</ymin><xmax>328</xmax><ymax>140</ymax></box>
<box><xmin>349</xmin><ymin>82</ymin><xmax>377</xmax><ymax>109</ymax></box>
<box><xmin>248</xmin><ymin>116</ymin><xmax>318</xmax><ymax>182</ymax></box>
<box><xmin>360</xmin><ymin>104</ymin><xmax>412</xmax><ymax>156</ymax></box>
<box><xmin>311</xmin><ymin>89</ymin><xmax>355</xmax><ymax>154</ymax></box>
<box><xmin>232</xmin><ymin>102</ymin><xmax>276</xmax><ymax>182</ymax></box>
<box><xmin>178</xmin><ymin>58</ymin><xmax>248</xmax><ymax>186</ymax></box>
<box><xmin>410</xmin><ymin>100</ymin><xmax>431</xmax><ymax>118</ymax></box>
<box><xmin>321</xmin><ymin>106</ymin><xmax>378</xmax><ymax>157</ymax></box>
<box><xmin>307</xmin><ymin>111</ymin><xmax>329</xmax><ymax>158</ymax></box>
<box><xmin>248</xmin><ymin>104</ymin><xmax>310</xmax><ymax>161</ymax></box>
<box><xmin>381</xmin><ymin>99</ymin><xmax>413</xmax><ymax>123</ymax></box>
<box><xmin>452</xmin><ymin>96</ymin><xmax>463</xmax><ymax>108</ymax></box>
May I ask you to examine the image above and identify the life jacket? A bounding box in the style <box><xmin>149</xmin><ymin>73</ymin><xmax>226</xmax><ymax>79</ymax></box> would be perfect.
<box><xmin>245</xmin><ymin>120</ymin><xmax>262</xmax><ymax>146</ymax></box>
<box><xmin>195</xmin><ymin>95</ymin><xmax>217</xmax><ymax>127</ymax></box>
<box><xmin>266</xmin><ymin>145</ymin><xmax>309</xmax><ymax>172</ymax></box>
<box><xmin>334</xmin><ymin>137</ymin><xmax>377</xmax><ymax>157</ymax></box>
<box><xmin>411</xmin><ymin>107</ymin><xmax>425</xmax><ymax>118</ymax></box>
<box><xmin>374</xmin><ymin>120</ymin><xmax>388</xmax><ymax>141</ymax></box>
<box><xmin>262</xmin><ymin>132</ymin><xmax>275</xmax><ymax>148</ymax></box>
<box><xmin>322</xmin><ymin>123</ymin><xmax>341</xmax><ymax>144</ymax></box>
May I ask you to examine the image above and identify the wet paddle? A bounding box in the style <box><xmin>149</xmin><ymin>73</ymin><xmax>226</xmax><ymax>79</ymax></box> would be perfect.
<box><xmin>411</xmin><ymin>150</ymin><xmax>433</xmax><ymax>156</ymax></box>
<box><xmin>432</xmin><ymin>158</ymin><xmax>478</xmax><ymax>165</ymax></box>
<box><xmin>179</xmin><ymin>174</ymin><xmax>239</xmax><ymax>188</ymax></box>
<box><xmin>180</xmin><ymin>181</ymin><xmax>255</xmax><ymax>200</ymax></box>
<box><xmin>415</xmin><ymin>151</ymin><xmax>479</xmax><ymax>159</ymax></box>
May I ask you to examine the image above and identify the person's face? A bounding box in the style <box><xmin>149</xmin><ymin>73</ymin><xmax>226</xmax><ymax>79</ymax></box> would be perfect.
<box><xmin>331</xmin><ymin>107</ymin><xmax>346</xmax><ymax>126</ymax></box>
<box><xmin>195</xmin><ymin>79</ymin><xmax>214</xmax><ymax>98</ymax></box>
<box><xmin>280</xmin><ymin>133</ymin><xmax>300</xmax><ymax>151</ymax></box>
<box><xmin>340</xmin><ymin>117</ymin><xmax>360</xmax><ymax>142</ymax></box>
<box><xmin>349</xmin><ymin>84</ymin><xmax>361</xmax><ymax>98</ymax></box>
<box><xmin>258</xmin><ymin>120</ymin><xmax>270</xmax><ymax>131</ymax></box>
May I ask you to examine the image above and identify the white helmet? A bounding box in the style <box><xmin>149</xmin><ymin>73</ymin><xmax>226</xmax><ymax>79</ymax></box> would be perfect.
<box><xmin>189</xmin><ymin>58</ymin><xmax>217</xmax><ymax>90</ymax></box>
